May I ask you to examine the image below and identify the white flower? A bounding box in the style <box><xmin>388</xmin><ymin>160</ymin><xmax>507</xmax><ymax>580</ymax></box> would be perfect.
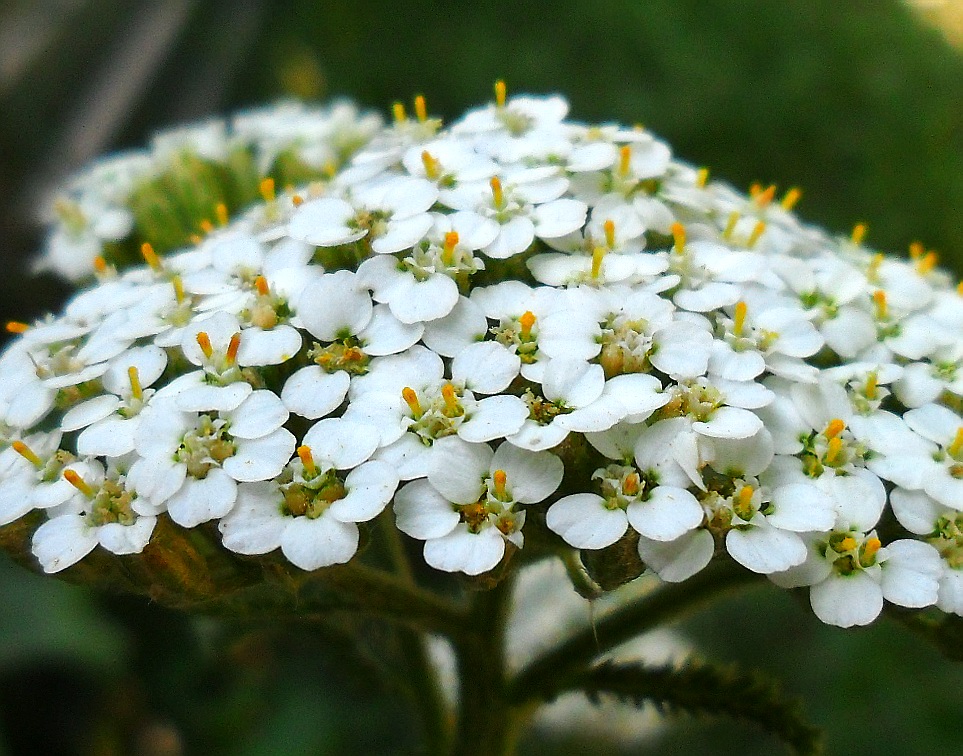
<box><xmin>394</xmin><ymin>436</ymin><xmax>562</xmax><ymax>575</ymax></box>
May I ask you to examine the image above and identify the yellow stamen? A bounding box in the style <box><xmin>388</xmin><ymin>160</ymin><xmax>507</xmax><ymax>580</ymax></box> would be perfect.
<box><xmin>93</xmin><ymin>256</ymin><xmax>108</xmax><ymax>274</ymax></box>
<box><xmin>825</xmin><ymin>437</ymin><xmax>843</xmax><ymax>466</ymax></box>
<box><xmin>837</xmin><ymin>535</ymin><xmax>858</xmax><ymax>553</ymax></box>
<box><xmin>733</xmin><ymin>301</ymin><xmax>748</xmax><ymax>336</ymax></box>
<box><xmin>215</xmin><ymin>203</ymin><xmax>229</xmax><ymax>227</ymax></box>
<box><xmin>441</xmin><ymin>383</ymin><xmax>460</xmax><ymax>414</ymax></box>
<box><xmin>11</xmin><ymin>441</ymin><xmax>42</xmax><ymax>467</ymax></box>
<box><xmin>723</xmin><ymin>211</ymin><xmax>740</xmax><ymax>240</ymax></box>
<box><xmin>909</xmin><ymin>241</ymin><xmax>925</xmax><ymax>261</ymax></box>
<box><xmin>618</xmin><ymin>145</ymin><xmax>632</xmax><ymax>177</ymax></box>
<box><xmin>749</xmin><ymin>182</ymin><xmax>761</xmax><ymax>198</ymax></box>
<box><xmin>780</xmin><ymin>187</ymin><xmax>801</xmax><ymax>211</ymax></box>
<box><xmin>196</xmin><ymin>332</ymin><xmax>214</xmax><ymax>359</ymax></box>
<box><xmin>402</xmin><ymin>387</ymin><xmax>422</xmax><ymax>418</ymax></box>
<box><xmin>671</xmin><ymin>221</ymin><xmax>686</xmax><ymax>254</ymax></box>
<box><xmin>494</xmin><ymin>79</ymin><xmax>506</xmax><ymax>108</ymax></box>
<box><xmin>414</xmin><ymin>94</ymin><xmax>427</xmax><ymax>122</ymax></box>
<box><xmin>297</xmin><ymin>445</ymin><xmax>317</xmax><ymax>476</ymax></box>
<box><xmin>292</xmin><ymin>194</ymin><xmax>304</xmax><ymax>207</ymax></box>
<box><xmin>948</xmin><ymin>427</ymin><xmax>963</xmax><ymax>459</ymax></box>
<box><xmin>63</xmin><ymin>469</ymin><xmax>96</xmax><ymax>498</ymax></box>
<box><xmin>872</xmin><ymin>289</ymin><xmax>887</xmax><ymax>320</ymax></box>
<box><xmin>861</xmin><ymin>537</ymin><xmax>882</xmax><ymax>563</ymax></box>
<box><xmin>591</xmin><ymin>247</ymin><xmax>606</xmax><ymax>279</ymax></box>
<box><xmin>421</xmin><ymin>150</ymin><xmax>441</xmax><ymax>181</ymax></box>
<box><xmin>490</xmin><ymin>176</ymin><xmax>504</xmax><ymax>209</ymax></box>
<box><xmin>916</xmin><ymin>251</ymin><xmax>939</xmax><ymax>275</ymax></box>
<box><xmin>259</xmin><ymin>177</ymin><xmax>276</xmax><ymax>204</ymax></box>
<box><xmin>519</xmin><ymin>311</ymin><xmax>536</xmax><ymax>339</ymax></box>
<box><xmin>623</xmin><ymin>472</ymin><xmax>640</xmax><ymax>496</ymax></box>
<box><xmin>5</xmin><ymin>321</ymin><xmax>29</xmax><ymax>334</ymax></box>
<box><xmin>747</xmin><ymin>220</ymin><xmax>766</xmax><ymax>248</ymax></box>
<box><xmin>755</xmin><ymin>184</ymin><xmax>776</xmax><ymax>208</ymax></box>
<box><xmin>824</xmin><ymin>418</ymin><xmax>846</xmax><ymax>439</ymax></box>
<box><xmin>442</xmin><ymin>231</ymin><xmax>459</xmax><ymax>266</ymax></box>
<box><xmin>189</xmin><ymin>234</ymin><xmax>203</xmax><ymax>245</ymax></box>
<box><xmin>254</xmin><ymin>275</ymin><xmax>270</xmax><ymax>297</ymax></box>
<box><xmin>958</xmin><ymin>281</ymin><xmax>963</xmax><ymax>296</ymax></box>
<box><xmin>199</xmin><ymin>219</ymin><xmax>214</xmax><ymax>234</ymax></box>
<box><xmin>851</xmin><ymin>222</ymin><xmax>867</xmax><ymax>246</ymax></box>
<box><xmin>695</xmin><ymin>167</ymin><xmax>709</xmax><ymax>188</ymax></box>
<box><xmin>864</xmin><ymin>372</ymin><xmax>878</xmax><ymax>401</ymax></box>
<box><xmin>392</xmin><ymin>102</ymin><xmax>407</xmax><ymax>122</ymax></box>
<box><xmin>141</xmin><ymin>242</ymin><xmax>161</xmax><ymax>271</ymax></box>
<box><xmin>738</xmin><ymin>485</ymin><xmax>755</xmax><ymax>511</ymax></box>
<box><xmin>493</xmin><ymin>469</ymin><xmax>508</xmax><ymax>498</ymax></box>
<box><xmin>226</xmin><ymin>333</ymin><xmax>241</xmax><ymax>365</ymax></box>
<box><xmin>866</xmin><ymin>253</ymin><xmax>883</xmax><ymax>283</ymax></box>
<box><xmin>603</xmin><ymin>219</ymin><xmax>616</xmax><ymax>249</ymax></box>
<box><xmin>172</xmin><ymin>275</ymin><xmax>185</xmax><ymax>303</ymax></box>
<box><xmin>127</xmin><ymin>366</ymin><xmax>143</xmax><ymax>401</ymax></box>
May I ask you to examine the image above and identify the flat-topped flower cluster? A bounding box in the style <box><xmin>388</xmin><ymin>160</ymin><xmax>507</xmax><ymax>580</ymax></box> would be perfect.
<box><xmin>2</xmin><ymin>87</ymin><xmax>962</xmax><ymax>628</ymax></box>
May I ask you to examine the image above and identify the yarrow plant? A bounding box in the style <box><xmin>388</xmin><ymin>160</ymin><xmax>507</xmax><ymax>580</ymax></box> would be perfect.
<box><xmin>2</xmin><ymin>82</ymin><xmax>962</xmax><ymax>754</ymax></box>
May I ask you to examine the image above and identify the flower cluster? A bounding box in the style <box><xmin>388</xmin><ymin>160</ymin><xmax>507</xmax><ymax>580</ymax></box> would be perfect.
<box><xmin>2</xmin><ymin>85</ymin><xmax>962</xmax><ymax>628</ymax></box>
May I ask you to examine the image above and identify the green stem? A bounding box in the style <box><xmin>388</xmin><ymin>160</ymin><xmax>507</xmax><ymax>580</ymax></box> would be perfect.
<box><xmin>508</xmin><ymin>560</ymin><xmax>763</xmax><ymax>703</ymax></box>
<box><xmin>378</xmin><ymin>519</ymin><xmax>454</xmax><ymax>753</ymax></box>
<box><xmin>450</xmin><ymin>575</ymin><xmax>521</xmax><ymax>756</ymax></box>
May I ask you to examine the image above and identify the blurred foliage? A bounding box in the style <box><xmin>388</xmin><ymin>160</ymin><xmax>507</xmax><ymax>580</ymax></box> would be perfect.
<box><xmin>1</xmin><ymin>0</ymin><xmax>962</xmax><ymax>753</ymax></box>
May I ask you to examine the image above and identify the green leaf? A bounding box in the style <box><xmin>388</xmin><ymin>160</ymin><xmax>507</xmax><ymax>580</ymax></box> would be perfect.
<box><xmin>569</xmin><ymin>659</ymin><xmax>824</xmax><ymax>756</ymax></box>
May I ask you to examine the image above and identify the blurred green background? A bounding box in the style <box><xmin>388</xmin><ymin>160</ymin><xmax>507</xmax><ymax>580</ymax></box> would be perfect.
<box><xmin>1</xmin><ymin>1</ymin><xmax>962</xmax><ymax>753</ymax></box>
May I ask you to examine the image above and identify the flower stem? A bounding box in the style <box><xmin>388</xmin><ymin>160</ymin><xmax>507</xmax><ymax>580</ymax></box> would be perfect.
<box><xmin>507</xmin><ymin>560</ymin><xmax>763</xmax><ymax>703</ymax></box>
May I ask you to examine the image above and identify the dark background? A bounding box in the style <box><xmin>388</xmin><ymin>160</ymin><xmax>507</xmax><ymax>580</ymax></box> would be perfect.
<box><xmin>1</xmin><ymin>1</ymin><xmax>961</xmax><ymax>753</ymax></box>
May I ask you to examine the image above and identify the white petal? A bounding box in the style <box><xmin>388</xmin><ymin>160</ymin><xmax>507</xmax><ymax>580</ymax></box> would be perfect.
<box><xmin>76</xmin><ymin>416</ymin><xmax>137</xmax><ymax>457</ymax></box>
<box><xmin>328</xmin><ymin>461</ymin><xmax>399</xmax><ymax>523</ymax></box>
<box><xmin>281</xmin><ymin>366</ymin><xmax>350</xmax><ymax>420</ymax></box>
<box><xmin>388</xmin><ymin>274</ymin><xmax>459</xmax><ymax>324</ymax></box>
<box><xmin>492</xmin><ymin>443</ymin><xmax>564</xmax><ymax>503</ymax></box>
<box><xmin>281</xmin><ymin>515</ymin><xmax>359</xmax><ymax>570</ymax></box>
<box><xmin>302</xmin><ymin>418</ymin><xmax>379</xmax><ymax>469</ymax></box>
<box><xmin>427</xmin><ymin>436</ymin><xmax>492</xmax><ymax>504</ymax></box>
<box><xmin>880</xmin><ymin>540</ymin><xmax>942</xmax><ymax>608</ymax></box>
<box><xmin>236</xmin><ymin>326</ymin><xmax>302</xmax><ymax>366</ymax></box>
<box><xmin>223</xmin><ymin>428</ymin><xmax>296</xmax><ymax>482</ymax></box>
<box><xmin>360</xmin><ymin>304</ymin><xmax>424</xmax><ymax>355</ymax></box>
<box><xmin>227</xmin><ymin>390</ymin><xmax>289</xmax><ymax>438</ymax></box>
<box><xmin>288</xmin><ymin>198</ymin><xmax>363</xmax><ymax>246</ymax></box>
<box><xmin>60</xmin><ymin>395</ymin><xmax>120</xmax><ymax>432</ymax></box>
<box><xmin>297</xmin><ymin>270</ymin><xmax>373</xmax><ymax>341</ymax></box>
<box><xmin>485</xmin><ymin>216</ymin><xmax>535</xmax><ymax>259</ymax></box>
<box><xmin>767</xmin><ymin>483</ymin><xmax>836</xmax><ymax>532</ymax></box>
<box><xmin>532</xmin><ymin>199</ymin><xmax>587</xmax><ymax>238</ymax></box>
<box><xmin>810</xmin><ymin>572</ymin><xmax>883</xmax><ymax>627</ymax></box>
<box><xmin>452</xmin><ymin>342</ymin><xmax>521</xmax><ymax>394</ymax></box>
<box><xmin>542</xmin><ymin>359</ymin><xmax>605</xmax><ymax>408</ymax></box>
<box><xmin>423</xmin><ymin>524</ymin><xmax>505</xmax><ymax>575</ymax></box>
<box><xmin>31</xmin><ymin>514</ymin><xmax>98</xmax><ymax>573</ymax></box>
<box><xmin>167</xmin><ymin>469</ymin><xmax>238</xmax><ymax>527</ymax></box>
<box><xmin>636</xmin><ymin>529</ymin><xmax>715</xmax><ymax>583</ymax></box>
<box><xmin>546</xmin><ymin>494</ymin><xmax>628</xmax><ymax>549</ymax></box>
<box><xmin>626</xmin><ymin>486</ymin><xmax>703</xmax><ymax>541</ymax></box>
<box><xmin>459</xmin><ymin>396</ymin><xmax>529</xmax><ymax>443</ymax></box>
<box><xmin>692</xmin><ymin>406</ymin><xmax>762</xmax><ymax>440</ymax></box>
<box><xmin>175</xmin><ymin>382</ymin><xmax>253</xmax><ymax>412</ymax></box>
<box><xmin>97</xmin><ymin>518</ymin><xmax>156</xmax><ymax>555</ymax></box>
<box><xmin>506</xmin><ymin>419</ymin><xmax>569</xmax><ymax>452</ymax></box>
<box><xmin>726</xmin><ymin>524</ymin><xmax>807</xmax><ymax>574</ymax></box>
<box><xmin>219</xmin><ymin>482</ymin><xmax>287</xmax><ymax>554</ymax></box>
<box><xmin>394</xmin><ymin>479</ymin><xmax>461</xmax><ymax>540</ymax></box>
<box><xmin>421</xmin><ymin>296</ymin><xmax>488</xmax><ymax>357</ymax></box>
<box><xmin>371</xmin><ymin>214</ymin><xmax>434</xmax><ymax>254</ymax></box>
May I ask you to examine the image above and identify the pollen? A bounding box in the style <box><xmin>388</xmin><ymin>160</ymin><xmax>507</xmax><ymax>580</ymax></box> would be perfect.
<box><xmin>851</xmin><ymin>222</ymin><xmax>867</xmax><ymax>246</ymax></box>
<box><xmin>196</xmin><ymin>331</ymin><xmax>214</xmax><ymax>359</ymax></box>
<box><xmin>492</xmin><ymin>469</ymin><xmax>508</xmax><ymax>499</ymax></box>
<box><xmin>860</xmin><ymin>536</ymin><xmax>882</xmax><ymax>565</ymax></box>
<box><xmin>824</xmin><ymin>437</ymin><xmax>844</xmax><ymax>466</ymax></box>
<box><xmin>591</xmin><ymin>246</ymin><xmax>606</xmax><ymax>279</ymax></box>
<box><xmin>735</xmin><ymin>484</ymin><xmax>755</xmax><ymax>519</ymax></box>
<box><xmin>872</xmin><ymin>290</ymin><xmax>888</xmax><ymax>320</ymax></box>
<box><xmin>948</xmin><ymin>427</ymin><xmax>963</xmax><ymax>459</ymax></box>
<box><xmin>259</xmin><ymin>177</ymin><xmax>276</xmax><ymax>204</ymax></box>
<box><xmin>864</xmin><ymin>372</ymin><xmax>878</xmax><ymax>401</ymax></box>
<box><xmin>866</xmin><ymin>253</ymin><xmax>883</xmax><ymax>283</ymax></box>
<box><xmin>441</xmin><ymin>383</ymin><xmax>461</xmax><ymax>416</ymax></box>
<box><xmin>226</xmin><ymin>333</ymin><xmax>241</xmax><ymax>365</ymax></box>
<box><xmin>402</xmin><ymin>387</ymin><xmax>422</xmax><ymax>417</ymax></box>
<box><xmin>780</xmin><ymin>187</ymin><xmax>801</xmax><ymax>211</ymax></box>
<box><xmin>519</xmin><ymin>310</ymin><xmax>536</xmax><ymax>339</ymax></box>
<box><xmin>127</xmin><ymin>366</ymin><xmax>143</xmax><ymax>401</ymax></box>
<box><xmin>747</xmin><ymin>220</ymin><xmax>766</xmax><ymax>248</ymax></box>
<box><xmin>623</xmin><ymin>472</ymin><xmax>640</xmax><ymax>496</ymax></box>
<box><xmin>421</xmin><ymin>150</ymin><xmax>442</xmax><ymax>181</ymax></box>
<box><xmin>754</xmin><ymin>184</ymin><xmax>776</xmax><ymax>208</ymax></box>
<box><xmin>215</xmin><ymin>203</ymin><xmax>229</xmax><ymax>227</ymax></box>
<box><xmin>392</xmin><ymin>102</ymin><xmax>407</xmax><ymax>123</ymax></box>
<box><xmin>603</xmin><ymin>219</ymin><xmax>616</xmax><ymax>249</ymax></box>
<box><xmin>199</xmin><ymin>219</ymin><xmax>214</xmax><ymax>234</ymax></box>
<box><xmin>489</xmin><ymin>176</ymin><xmax>505</xmax><ymax>209</ymax></box>
<box><xmin>172</xmin><ymin>275</ymin><xmax>186</xmax><ymax>303</ymax></box>
<box><xmin>695</xmin><ymin>167</ymin><xmax>709</xmax><ymax>188</ymax></box>
<box><xmin>93</xmin><ymin>256</ymin><xmax>108</xmax><ymax>274</ymax></box>
<box><xmin>671</xmin><ymin>222</ymin><xmax>686</xmax><ymax>254</ymax></box>
<box><xmin>836</xmin><ymin>535</ymin><xmax>858</xmax><ymax>553</ymax></box>
<box><xmin>11</xmin><ymin>440</ymin><xmax>42</xmax><ymax>467</ymax></box>
<box><xmin>824</xmin><ymin>418</ymin><xmax>846</xmax><ymax>439</ymax></box>
<box><xmin>916</xmin><ymin>251</ymin><xmax>939</xmax><ymax>275</ymax></box>
<box><xmin>909</xmin><ymin>241</ymin><xmax>925</xmax><ymax>261</ymax></box>
<box><xmin>63</xmin><ymin>469</ymin><xmax>96</xmax><ymax>498</ymax></box>
<box><xmin>292</xmin><ymin>194</ymin><xmax>304</xmax><ymax>207</ymax></box>
<box><xmin>254</xmin><ymin>275</ymin><xmax>270</xmax><ymax>297</ymax></box>
<box><xmin>723</xmin><ymin>211</ymin><xmax>740</xmax><ymax>240</ymax></box>
<box><xmin>297</xmin><ymin>445</ymin><xmax>317</xmax><ymax>476</ymax></box>
<box><xmin>733</xmin><ymin>301</ymin><xmax>748</xmax><ymax>336</ymax></box>
<box><xmin>442</xmin><ymin>231</ymin><xmax>459</xmax><ymax>265</ymax></box>
<box><xmin>618</xmin><ymin>145</ymin><xmax>632</xmax><ymax>178</ymax></box>
<box><xmin>494</xmin><ymin>79</ymin><xmax>507</xmax><ymax>108</ymax></box>
<box><xmin>5</xmin><ymin>321</ymin><xmax>29</xmax><ymax>334</ymax></box>
<box><xmin>414</xmin><ymin>94</ymin><xmax>427</xmax><ymax>123</ymax></box>
<box><xmin>141</xmin><ymin>242</ymin><xmax>162</xmax><ymax>271</ymax></box>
